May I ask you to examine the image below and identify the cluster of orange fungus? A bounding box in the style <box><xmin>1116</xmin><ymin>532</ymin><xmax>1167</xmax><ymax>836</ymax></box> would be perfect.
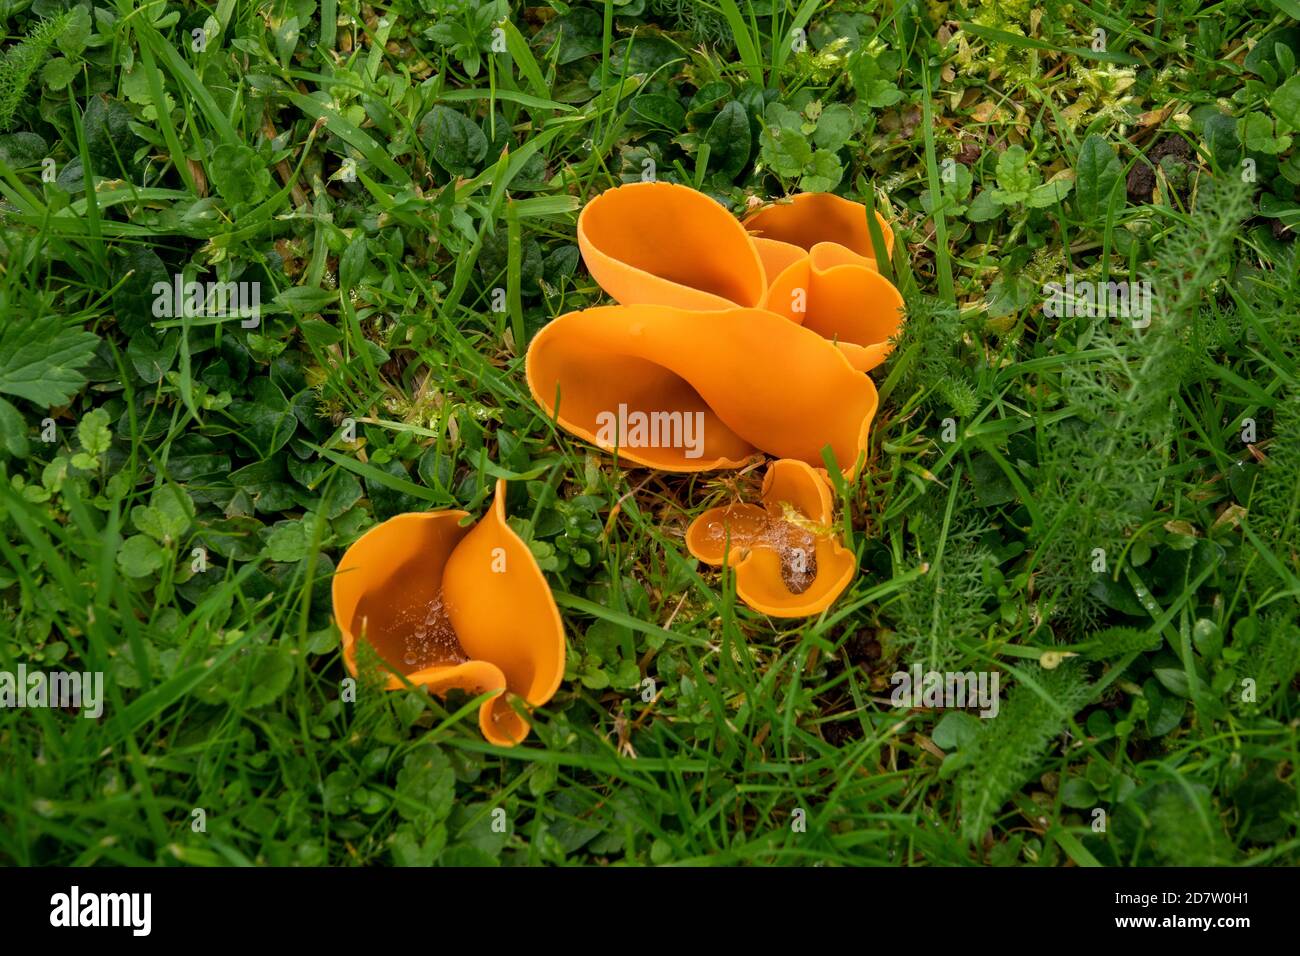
<box><xmin>686</xmin><ymin>460</ymin><xmax>855</xmax><ymax>618</ymax></box>
<box><xmin>526</xmin><ymin>182</ymin><xmax>904</xmax><ymax>477</ymax></box>
<box><xmin>331</xmin><ymin>479</ymin><xmax>565</xmax><ymax>747</ymax></box>
<box><xmin>332</xmin><ymin>185</ymin><xmax>902</xmax><ymax>747</ymax></box>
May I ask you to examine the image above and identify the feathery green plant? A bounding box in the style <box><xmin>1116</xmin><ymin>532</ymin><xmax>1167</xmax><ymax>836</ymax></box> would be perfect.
<box><xmin>889</xmin><ymin>506</ymin><xmax>997</xmax><ymax>671</ymax></box>
<box><xmin>886</xmin><ymin>294</ymin><xmax>972</xmax><ymax>412</ymax></box>
<box><xmin>649</xmin><ymin>0</ymin><xmax>735</xmax><ymax>49</ymax></box>
<box><xmin>1079</xmin><ymin>625</ymin><xmax>1161</xmax><ymax>661</ymax></box>
<box><xmin>1232</xmin><ymin>607</ymin><xmax>1300</xmax><ymax>712</ymax></box>
<box><xmin>0</xmin><ymin>11</ymin><xmax>71</xmax><ymax>132</ymax></box>
<box><xmin>1249</xmin><ymin>391</ymin><xmax>1300</xmax><ymax>589</ymax></box>
<box><xmin>1031</xmin><ymin>177</ymin><xmax>1252</xmax><ymax>625</ymax></box>
<box><xmin>1135</xmin><ymin>781</ymin><xmax>1232</xmax><ymax>866</ymax></box>
<box><xmin>959</xmin><ymin>662</ymin><xmax>1095</xmax><ymax>843</ymax></box>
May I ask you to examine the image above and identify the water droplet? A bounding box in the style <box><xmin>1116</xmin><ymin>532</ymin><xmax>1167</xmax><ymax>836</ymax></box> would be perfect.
<box><xmin>400</xmin><ymin>590</ymin><xmax>468</xmax><ymax>669</ymax></box>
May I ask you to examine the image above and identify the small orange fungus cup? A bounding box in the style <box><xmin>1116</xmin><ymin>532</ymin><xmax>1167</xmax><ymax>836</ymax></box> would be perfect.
<box><xmin>685</xmin><ymin>459</ymin><xmax>856</xmax><ymax>617</ymax></box>
<box><xmin>745</xmin><ymin>192</ymin><xmax>904</xmax><ymax>371</ymax></box>
<box><xmin>332</xmin><ymin>479</ymin><xmax>564</xmax><ymax>746</ymax></box>
<box><xmin>527</xmin><ymin>182</ymin><xmax>903</xmax><ymax>476</ymax></box>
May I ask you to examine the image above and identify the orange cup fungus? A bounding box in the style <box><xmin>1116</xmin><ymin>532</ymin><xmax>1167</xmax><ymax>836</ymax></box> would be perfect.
<box><xmin>685</xmin><ymin>459</ymin><xmax>855</xmax><ymax>617</ymax></box>
<box><xmin>747</xmin><ymin>193</ymin><xmax>904</xmax><ymax>372</ymax></box>
<box><xmin>526</xmin><ymin>303</ymin><xmax>879</xmax><ymax>474</ymax></box>
<box><xmin>332</xmin><ymin>479</ymin><xmax>564</xmax><ymax>746</ymax></box>
<box><xmin>334</xmin><ymin>186</ymin><xmax>898</xmax><ymax>713</ymax></box>
<box><xmin>526</xmin><ymin>182</ymin><xmax>904</xmax><ymax>476</ymax></box>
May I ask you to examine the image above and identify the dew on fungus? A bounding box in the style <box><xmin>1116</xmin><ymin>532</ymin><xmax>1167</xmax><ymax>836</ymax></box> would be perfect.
<box><xmin>394</xmin><ymin>590</ymin><xmax>467</xmax><ymax>670</ymax></box>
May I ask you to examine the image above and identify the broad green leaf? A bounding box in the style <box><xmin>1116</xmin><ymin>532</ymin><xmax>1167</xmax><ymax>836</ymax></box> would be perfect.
<box><xmin>81</xmin><ymin>94</ymin><xmax>137</xmax><ymax>176</ymax></box>
<box><xmin>0</xmin><ymin>396</ymin><xmax>29</xmax><ymax>458</ymax></box>
<box><xmin>112</xmin><ymin>247</ymin><xmax>170</xmax><ymax>339</ymax></box>
<box><xmin>208</xmin><ymin>142</ymin><xmax>274</xmax><ymax>207</ymax></box>
<box><xmin>118</xmin><ymin>534</ymin><xmax>165</xmax><ymax>577</ymax></box>
<box><xmin>298</xmin><ymin>319</ymin><xmax>344</xmax><ymax>348</ymax></box>
<box><xmin>40</xmin><ymin>56</ymin><xmax>75</xmax><ymax>91</ymax></box>
<box><xmin>227</xmin><ymin>378</ymin><xmax>295</xmax><ymax>459</ymax></box>
<box><xmin>396</xmin><ymin>743</ymin><xmax>455</xmax><ymax>822</ymax></box>
<box><xmin>418</xmin><ymin>105</ymin><xmax>487</xmax><ymax>177</ymax></box>
<box><xmin>76</xmin><ymin>407</ymin><xmax>111</xmax><ymax>456</ymax></box>
<box><xmin>992</xmin><ymin>145</ymin><xmax>1034</xmax><ymax>203</ymax></box>
<box><xmin>197</xmin><ymin>645</ymin><xmax>296</xmax><ymax>708</ymax></box>
<box><xmin>126</xmin><ymin>331</ymin><xmax>178</xmax><ymax>383</ymax></box>
<box><xmin>530</xmin><ymin>8</ymin><xmax>602</xmax><ymax>64</ymax></box>
<box><xmin>966</xmin><ymin>188</ymin><xmax>1003</xmax><ymax>222</ymax></box>
<box><xmin>704</xmin><ymin>100</ymin><xmax>750</xmax><ymax>181</ymax></box>
<box><xmin>606</xmin><ymin>36</ymin><xmax>683</xmax><ymax>77</ymax></box>
<box><xmin>319</xmin><ymin>472</ymin><xmax>363</xmax><ymax>519</ymax></box>
<box><xmin>799</xmin><ymin>148</ymin><xmax>843</xmax><ymax>192</ymax></box>
<box><xmin>121</xmin><ymin>62</ymin><xmax>175</xmax><ymax>121</ymax></box>
<box><xmin>689</xmin><ymin>81</ymin><xmax>731</xmax><ymax>114</ymax></box>
<box><xmin>932</xmin><ymin>711</ymin><xmax>981</xmax><ymax>750</ymax></box>
<box><xmin>0</xmin><ymin>317</ymin><xmax>100</xmax><ymax>406</ymax></box>
<box><xmin>629</xmin><ymin>93</ymin><xmax>686</xmax><ymax>130</ymax></box>
<box><xmin>1201</xmin><ymin>112</ymin><xmax>1241</xmax><ymax>167</ymax></box>
<box><xmin>1273</xmin><ymin>74</ymin><xmax>1300</xmax><ymax>131</ymax></box>
<box><xmin>1027</xmin><ymin>177</ymin><xmax>1074</xmax><ymax>208</ymax></box>
<box><xmin>763</xmin><ymin>102</ymin><xmax>803</xmax><ymax>132</ymax></box>
<box><xmin>0</xmin><ymin>131</ymin><xmax>47</xmax><ymax>166</ymax></box>
<box><xmin>848</xmin><ymin>49</ymin><xmax>902</xmax><ymax>108</ymax></box>
<box><xmin>1073</xmin><ymin>133</ymin><xmax>1123</xmax><ymax>220</ymax></box>
<box><xmin>274</xmin><ymin>286</ymin><xmax>337</xmax><ymax>313</ymax></box>
<box><xmin>55</xmin><ymin>5</ymin><xmax>92</xmax><ymax>57</ymax></box>
<box><xmin>1240</xmin><ymin>111</ymin><xmax>1291</xmax><ymax>154</ymax></box>
<box><xmin>266</xmin><ymin>519</ymin><xmax>311</xmax><ymax>562</ymax></box>
<box><xmin>812</xmin><ymin>103</ymin><xmax>856</xmax><ymax>151</ymax></box>
<box><xmin>759</xmin><ymin>124</ymin><xmax>812</xmax><ymax>179</ymax></box>
<box><xmin>1061</xmin><ymin>777</ymin><xmax>1098</xmax><ymax>809</ymax></box>
<box><xmin>1144</xmin><ymin>678</ymin><xmax>1187</xmax><ymax>736</ymax></box>
<box><xmin>132</xmin><ymin>483</ymin><xmax>195</xmax><ymax>544</ymax></box>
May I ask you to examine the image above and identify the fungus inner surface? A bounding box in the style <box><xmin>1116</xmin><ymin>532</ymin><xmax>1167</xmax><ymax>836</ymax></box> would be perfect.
<box><xmin>698</xmin><ymin>507</ymin><xmax>820</xmax><ymax>595</ymax></box>
<box><xmin>353</xmin><ymin>564</ymin><xmax>470</xmax><ymax>675</ymax></box>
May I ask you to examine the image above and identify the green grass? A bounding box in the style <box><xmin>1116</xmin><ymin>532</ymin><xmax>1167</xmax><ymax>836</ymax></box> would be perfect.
<box><xmin>0</xmin><ymin>0</ymin><xmax>1297</xmax><ymax>866</ymax></box>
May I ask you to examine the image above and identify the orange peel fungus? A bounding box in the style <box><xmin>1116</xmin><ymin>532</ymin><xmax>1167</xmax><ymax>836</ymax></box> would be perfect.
<box><xmin>331</xmin><ymin>479</ymin><xmax>564</xmax><ymax>746</ymax></box>
<box><xmin>527</xmin><ymin>182</ymin><xmax>904</xmax><ymax>476</ymax></box>
<box><xmin>685</xmin><ymin>459</ymin><xmax>856</xmax><ymax>617</ymax></box>
<box><xmin>526</xmin><ymin>303</ymin><xmax>879</xmax><ymax>474</ymax></box>
<box><xmin>746</xmin><ymin>192</ymin><xmax>904</xmax><ymax>372</ymax></box>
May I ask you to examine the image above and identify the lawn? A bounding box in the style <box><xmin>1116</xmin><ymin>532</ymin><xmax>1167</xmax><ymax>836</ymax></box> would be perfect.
<box><xmin>0</xmin><ymin>0</ymin><xmax>1297</xmax><ymax>867</ymax></box>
